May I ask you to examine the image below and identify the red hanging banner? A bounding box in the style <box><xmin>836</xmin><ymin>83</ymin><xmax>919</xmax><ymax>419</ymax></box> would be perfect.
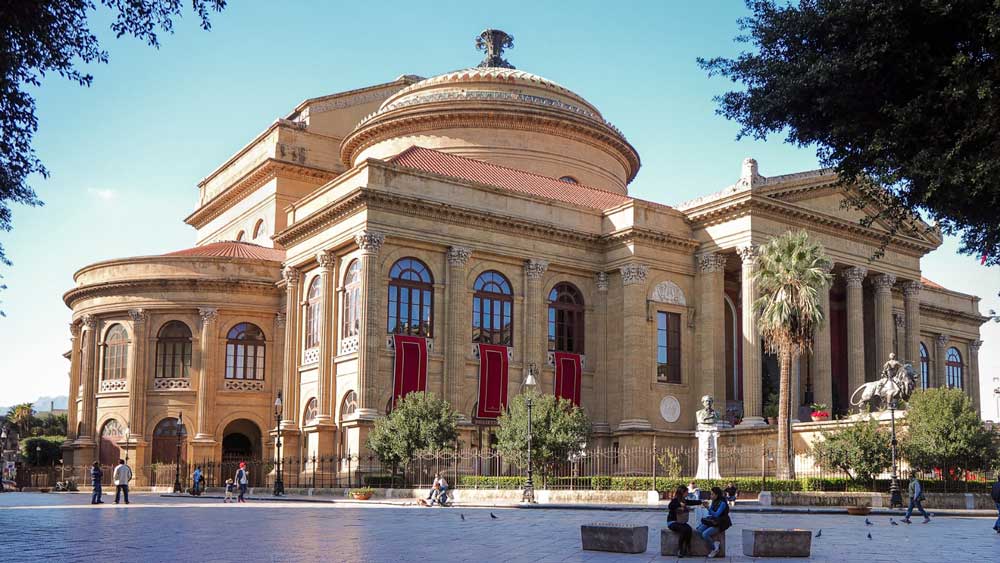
<box><xmin>554</xmin><ymin>352</ymin><xmax>582</xmax><ymax>406</ymax></box>
<box><xmin>476</xmin><ymin>344</ymin><xmax>509</xmax><ymax>419</ymax></box>
<box><xmin>392</xmin><ymin>334</ymin><xmax>428</xmax><ymax>409</ymax></box>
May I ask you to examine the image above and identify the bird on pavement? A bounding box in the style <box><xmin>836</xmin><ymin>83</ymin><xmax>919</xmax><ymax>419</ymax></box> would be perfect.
<box><xmin>867</xmin><ymin>532</ymin><xmax>872</xmax><ymax>540</ymax></box>
<box><xmin>890</xmin><ymin>518</ymin><xmax>898</xmax><ymax>526</ymax></box>
<box><xmin>490</xmin><ymin>512</ymin><xmax>499</xmax><ymax>519</ymax></box>
<box><xmin>460</xmin><ymin>514</ymin><xmax>465</xmax><ymax>521</ymax></box>
<box><xmin>865</xmin><ymin>518</ymin><xmax>873</xmax><ymax>526</ymax></box>
<box><xmin>814</xmin><ymin>529</ymin><xmax>822</xmax><ymax>538</ymax></box>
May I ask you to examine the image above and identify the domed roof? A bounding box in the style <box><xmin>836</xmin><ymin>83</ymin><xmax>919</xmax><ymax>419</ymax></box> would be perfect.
<box><xmin>163</xmin><ymin>241</ymin><xmax>286</xmax><ymax>262</ymax></box>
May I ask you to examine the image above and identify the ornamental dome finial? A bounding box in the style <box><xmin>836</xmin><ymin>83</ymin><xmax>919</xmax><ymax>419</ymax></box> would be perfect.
<box><xmin>476</xmin><ymin>29</ymin><xmax>515</xmax><ymax>69</ymax></box>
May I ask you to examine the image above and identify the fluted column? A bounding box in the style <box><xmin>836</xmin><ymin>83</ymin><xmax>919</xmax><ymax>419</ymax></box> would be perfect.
<box><xmin>902</xmin><ymin>281</ymin><xmax>922</xmax><ymax>366</ymax></box>
<box><xmin>618</xmin><ymin>263</ymin><xmax>650</xmax><ymax>431</ymax></box>
<box><xmin>78</xmin><ymin>315</ymin><xmax>99</xmax><ymax>443</ymax></box>
<box><xmin>737</xmin><ymin>245</ymin><xmax>765</xmax><ymax>426</ymax></box>
<box><xmin>524</xmin><ymin>258</ymin><xmax>549</xmax><ymax>379</ymax></box>
<box><xmin>194</xmin><ymin>307</ymin><xmax>218</xmax><ymax>440</ymax></box>
<box><xmin>355</xmin><ymin>230</ymin><xmax>385</xmax><ymax>417</ymax></box>
<box><xmin>592</xmin><ymin>272</ymin><xmax>610</xmax><ymax>434</ymax></box>
<box><xmin>872</xmin><ymin>274</ymin><xmax>897</xmax><ymax>368</ymax></box>
<box><xmin>812</xmin><ymin>263</ymin><xmax>833</xmax><ymax>412</ymax></box>
<box><xmin>67</xmin><ymin>321</ymin><xmax>82</xmax><ymax>440</ymax></box>
<box><xmin>698</xmin><ymin>252</ymin><xmax>727</xmax><ymax>404</ymax></box>
<box><xmin>316</xmin><ymin>251</ymin><xmax>337</xmax><ymax>423</ymax></box>
<box><xmin>969</xmin><ymin>340</ymin><xmax>983</xmax><ymax>412</ymax></box>
<box><xmin>844</xmin><ymin>267</ymin><xmax>867</xmax><ymax>402</ymax></box>
<box><xmin>126</xmin><ymin>308</ymin><xmax>148</xmax><ymax>441</ymax></box>
<box><xmin>935</xmin><ymin>334</ymin><xmax>949</xmax><ymax>388</ymax></box>
<box><xmin>445</xmin><ymin>246</ymin><xmax>471</xmax><ymax>416</ymax></box>
<box><xmin>280</xmin><ymin>267</ymin><xmax>301</xmax><ymax>429</ymax></box>
<box><xmin>893</xmin><ymin>313</ymin><xmax>905</xmax><ymax>358</ymax></box>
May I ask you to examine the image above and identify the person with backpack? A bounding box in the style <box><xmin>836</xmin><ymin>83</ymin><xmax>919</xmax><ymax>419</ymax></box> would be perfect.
<box><xmin>991</xmin><ymin>473</ymin><xmax>1000</xmax><ymax>534</ymax></box>
<box><xmin>112</xmin><ymin>458</ymin><xmax>132</xmax><ymax>505</ymax></box>
<box><xmin>902</xmin><ymin>472</ymin><xmax>930</xmax><ymax>524</ymax></box>
<box><xmin>235</xmin><ymin>462</ymin><xmax>249</xmax><ymax>503</ymax></box>
<box><xmin>695</xmin><ymin>486</ymin><xmax>731</xmax><ymax>558</ymax></box>
<box><xmin>191</xmin><ymin>466</ymin><xmax>203</xmax><ymax>496</ymax></box>
<box><xmin>90</xmin><ymin>461</ymin><xmax>104</xmax><ymax>505</ymax></box>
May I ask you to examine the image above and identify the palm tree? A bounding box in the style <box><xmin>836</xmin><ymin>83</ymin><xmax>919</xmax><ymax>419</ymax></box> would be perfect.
<box><xmin>753</xmin><ymin>231</ymin><xmax>832</xmax><ymax>479</ymax></box>
<box><xmin>7</xmin><ymin>403</ymin><xmax>35</xmax><ymax>437</ymax></box>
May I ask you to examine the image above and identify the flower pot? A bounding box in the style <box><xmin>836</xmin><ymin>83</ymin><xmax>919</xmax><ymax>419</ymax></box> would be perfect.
<box><xmin>846</xmin><ymin>506</ymin><xmax>871</xmax><ymax>516</ymax></box>
<box><xmin>352</xmin><ymin>492</ymin><xmax>373</xmax><ymax>500</ymax></box>
<box><xmin>810</xmin><ymin>413</ymin><xmax>830</xmax><ymax>422</ymax></box>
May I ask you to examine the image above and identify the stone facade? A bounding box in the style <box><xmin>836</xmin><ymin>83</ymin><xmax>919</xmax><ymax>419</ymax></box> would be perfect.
<box><xmin>61</xmin><ymin>39</ymin><xmax>988</xmax><ymax>471</ymax></box>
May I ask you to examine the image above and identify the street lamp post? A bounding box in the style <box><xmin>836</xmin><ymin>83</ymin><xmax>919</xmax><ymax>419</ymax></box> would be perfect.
<box><xmin>522</xmin><ymin>364</ymin><xmax>538</xmax><ymax>504</ymax></box>
<box><xmin>173</xmin><ymin>413</ymin><xmax>185</xmax><ymax>493</ymax></box>
<box><xmin>0</xmin><ymin>426</ymin><xmax>6</xmax><ymax>493</ymax></box>
<box><xmin>887</xmin><ymin>399</ymin><xmax>903</xmax><ymax>509</ymax></box>
<box><xmin>274</xmin><ymin>393</ymin><xmax>284</xmax><ymax>497</ymax></box>
<box><xmin>122</xmin><ymin>426</ymin><xmax>130</xmax><ymax>468</ymax></box>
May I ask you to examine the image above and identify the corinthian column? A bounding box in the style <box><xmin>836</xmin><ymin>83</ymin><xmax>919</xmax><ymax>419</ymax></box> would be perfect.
<box><xmin>78</xmin><ymin>315</ymin><xmax>99</xmax><ymax>444</ymax></box>
<box><xmin>126</xmin><ymin>308</ymin><xmax>148</xmax><ymax>441</ymax></box>
<box><xmin>902</xmin><ymin>281</ymin><xmax>922</xmax><ymax>366</ymax></box>
<box><xmin>592</xmin><ymin>272</ymin><xmax>611</xmax><ymax>434</ymax></box>
<box><xmin>812</xmin><ymin>263</ymin><xmax>833</xmax><ymax>412</ymax></box>
<box><xmin>355</xmin><ymin>230</ymin><xmax>385</xmax><ymax>417</ymax></box>
<box><xmin>697</xmin><ymin>252</ymin><xmax>727</xmax><ymax>404</ymax></box>
<box><xmin>524</xmin><ymin>258</ymin><xmax>549</xmax><ymax>379</ymax></box>
<box><xmin>737</xmin><ymin>245</ymin><xmax>765</xmax><ymax>427</ymax></box>
<box><xmin>872</xmin><ymin>274</ymin><xmax>897</xmax><ymax>368</ymax></box>
<box><xmin>280</xmin><ymin>267</ymin><xmax>301</xmax><ymax>429</ymax></box>
<box><xmin>969</xmin><ymin>340</ymin><xmax>983</xmax><ymax>413</ymax></box>
<box><xmin>316</xmin><ymin>251</ymin><xmax>337</xmax><ymax>423</ymax></box>
<box><xmin>67</xmin><ymin>321</ymin><xmax>82</xmax><ymax>441</ymax></box>
<box><xmin>935</xmin><ymin>334</ymin><xmax>949</xmax><ymax>388</ymax></box>
<box><xmin>843</xmin><ymin>267</ymin><xmax>867</xmax><ymax>402</ymax></box>
<box><xmin>194</xmin><ymin>308</ymin><xmax>218</xmax><ymax>440</ymax></box>
<box><xmin>445</xmin><ymin>246</ymin><xmax>471</xmax><ymax>415</ymax></box>
<box><xmin>617</xmin><ymin>262</ymin><xmax>651</xmax><ymax>431</ymax></box>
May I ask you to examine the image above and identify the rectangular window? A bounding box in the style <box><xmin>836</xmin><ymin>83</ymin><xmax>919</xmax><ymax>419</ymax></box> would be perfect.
<box><xmin>656</xmin><ymin>311</ymin><xmax>681</xmax><ymax>384</ymax></box>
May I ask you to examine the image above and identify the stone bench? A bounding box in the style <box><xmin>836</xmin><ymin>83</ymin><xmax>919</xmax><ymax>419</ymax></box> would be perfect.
<box><xmin>661</xmin><ymin>527</ymin><xmax>726</xmax><ymax>557</ymax></box>
<box><xmin>580</xmin><ymin>522</ymin><xmax>648</xmax><ymax>554</ymax></box>
<box><xmin>742</xmin><ymin>528</ymin><xmax>812</xmax><ymax>557</ymax></box>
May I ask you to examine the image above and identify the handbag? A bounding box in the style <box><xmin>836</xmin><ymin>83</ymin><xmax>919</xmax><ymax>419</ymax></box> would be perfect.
<box><xmin>701</xmin><ymin>517</ymin><xmax>718</xmax><ymax>527</ymax></box>
<box><xmin>675</xmin><ymin>508</ymin><xmax>690</xmax><ymax>524</ymax></box>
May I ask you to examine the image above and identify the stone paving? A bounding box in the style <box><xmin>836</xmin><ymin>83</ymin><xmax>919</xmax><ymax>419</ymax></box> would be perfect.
<box><xmin>0</xmin><ymin>492</ymin><xmax>997</xmax><ymax>562</ymax></box>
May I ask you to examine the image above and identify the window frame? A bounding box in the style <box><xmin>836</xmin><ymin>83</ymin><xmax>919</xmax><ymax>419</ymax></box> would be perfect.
<box><xmin>225</xmin><ymin>322</ymin><xmax>266</xmax><ymax>381</ymax></box>
<box><xmin>945</xmin><ymin>346</ymin><xmax>963</xmax><ymax>389</ymax></box>
<box><xmin>341</xmin><ymin>260</ymin><xmax>362</xmax><ymax>340</ymax></box>
<box><xmin>472</xmin><ymin>271</ymin><xmax>514</xmax><ymax>346</ymax></box>
<box><xmin>102</xmin><ymin>324</ymin><xmax>130</xmax><ymax>381</ymax></box>
<box><xmin>547</xmin><ymin>282</ymin><xmax>585</xmax><ymax>354</ymax></box>
<box><xmin>655</xmin><ymin>310</ymin><xmax>682</xmax><ymax>384</ymax></box>
<box><xmin>155</xmin><ymin>321</ymin><xmax>193</xmax><ymax>379</ymax></box>
<box><xmin>304</xmin><ymin>275</ymin><xmax>322</xmax><ymax>350</ymax></box>
<box><xmin>387</xmin><ymin>258</ymin><xmax>434</xmax><ymax>338</ymax></box>
<box><xmin>919</xmin><ymin>342</ymin><xmax>930</xmax><ymax>389</ymax></box>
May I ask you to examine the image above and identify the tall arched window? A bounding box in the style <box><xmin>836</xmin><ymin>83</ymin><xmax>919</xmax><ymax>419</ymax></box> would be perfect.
<box><xmin>342</xmin><ymin>260</ymin><xmax>362</xmax><ymax>339</ymax></box>
<box><xmin>387</xmin><ymin>258</ymin><xmax>433</xmax><ymax>337</ymax></box>
<box><xmin>919</xmin><ymin>342</ymin><xmax>930</xmax><ymax>389</ymax></box>
<box><xmin>304</xmin><ymin>276</ymin><xmax>322</xmax><ymax>350</ymax></box>
<box><xmin>225</xmin><ymin>323</ymin><xmax>266</xmax><ymax>380</ymax></box>
<box><xmin>151</xmin><ymin>417</ymin><xmax>186</xmax><ymax>464</ymax></box>
<box><xmin>102</xmin><ymin>324</ymin><xmax>129</xmax><ymax>380</ymax></box>
<box><xmin>303</xmin><ymin>398</ymin><xmax>318</xmax><ymax>426</ymax></box>
<box><xmin>341</xmin><ymin>390</ymin><xmax>358</xmax><ymax>419</ymax></box>
<box><xmin>946</xmin><ymin>347</ymin><xmax>963</xmax><ymax>389</ymax></box>
<box><xmin>548</xmin><ymin>282</ymin><xmax>584</xmax><ymax>353</ymax></box>
<box><xmin>473</xmin><ymin>271</ymin><xmax>513</xmax><ymax>346</ymax></box>
<box><xmin>252</xmin><ymin>219</ymin><xmax>265</xmax><ymax>240</ymax></box>
<box><xmin>235</xmin><ymin>230</ymin><xmax>245</xmax><ymax>242</ymax></box>
<box><xmin>155</xmin><ymin>321</ymin><xmax>192</xmax><ymax>378</ymax></box>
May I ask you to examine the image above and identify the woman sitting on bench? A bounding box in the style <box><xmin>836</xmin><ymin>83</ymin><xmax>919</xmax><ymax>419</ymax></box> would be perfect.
<box><xmin>696</xmin><ymin>487</ymin><xmax>732</xmax><ymax>558</ymax></box>
<box><xmin>667</xmin><ymin>485</ymin><xmax>705</xmax><ymax>558</ymax></box>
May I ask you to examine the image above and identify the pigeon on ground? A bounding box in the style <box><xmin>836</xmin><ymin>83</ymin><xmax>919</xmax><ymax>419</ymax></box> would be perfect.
<box><xmin>867</xmin><ymin>532</ymin><xmax>872</xmax><ymax>540</ymax></box>
<box><xmin>890</xmin><ymin>518</ymin><xmax>898</xmax><ymax>526</ymax></box>
<box><xmin>490</xmin><ymin>512</ymin><xmax>499</xmax><ymax>519</ymax></box>
<box><xmin>460</xmin><ymin>514</ymin><xmax>465</xmax><ymax>521</ymax></box>
<box><xmin>865</xmin><ymin>518</ymin><xmax>873</xmax><ymax>526</ymax></box>
<box><xmin>814</xmin><ymin>529</ymin><xmax>822</xmax><ymax>538</ymax></box>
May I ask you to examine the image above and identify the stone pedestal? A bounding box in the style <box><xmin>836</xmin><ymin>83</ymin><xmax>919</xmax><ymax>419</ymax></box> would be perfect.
<box><xmin>581</xmin><ymin>523</ymin><xmax>648</xmax><ymax>554</ymax></box>
<box><xmin>741</xmin><ymin>528</ymin><xmax>811</xmax><ymax>557</ymax></box>
<box><xmin>695</xmin><ymin>423</ymin><xmax>723</xmax><ymax>479</ymax></box>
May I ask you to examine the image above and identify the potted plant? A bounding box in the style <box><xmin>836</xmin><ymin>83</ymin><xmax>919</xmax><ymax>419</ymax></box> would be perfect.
<box><xmin>846</xmin><ymin>505</ymin><xmax>872</xmax><ymax>516</ymax></box>
<box><xmin>350</xmin><ymin>487</ymin><xmax>374</xmax><ymax>500</ymax></box>
<box><xmin>810</xmin><ymin>403</ymin><xmax>831</xmax><ymax>422</ymax></box>
<box><xmin>763</xmin><ymin>393</ymin><xmax>779</xmax><ymax>424</ymax></box>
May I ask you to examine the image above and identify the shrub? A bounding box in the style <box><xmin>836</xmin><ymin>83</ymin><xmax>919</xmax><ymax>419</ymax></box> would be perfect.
<box><xmin>21</xmin><ymin>436</ymin><xmax>64</xmax><ymax>465</ymax></box>
<box><xmin>495</xmin><ymin>391</ymin><xmax>590</xmax><ymax>476</ymax></box>
<box><xmin>811</xmin><ymin>415</ymin><xmax>892</xmax><ymax>483</ymax></box>
<box><xmin>363</xmin><ymin>474</ymin><xmax>405</xmax><ymax>488</ymax></box>
<box><xmin>366</xmin><ymin>392</ymin><xmax>457</xmax><ymax>469</ymax></box>
<box><xmin>902</xmin><ymin>388</ymin><xmax>996</xmax><ymax>476</ymax></box>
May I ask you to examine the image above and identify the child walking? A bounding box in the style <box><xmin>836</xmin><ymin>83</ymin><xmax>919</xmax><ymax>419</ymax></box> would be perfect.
<box><xmin>224</xmin><ymin>479</ymin><xmax>236</xmax><ymax>503</ymax></box>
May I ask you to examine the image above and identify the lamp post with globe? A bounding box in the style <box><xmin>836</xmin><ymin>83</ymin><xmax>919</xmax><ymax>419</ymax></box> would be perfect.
<box><xmin>521</xmin><ymin>364</ymin><xmax>538</xmax><ymax>504</ymax></box>
<box><xmin>173</xmin><ymin>413</ymin><xmax>185</xmax><ymax>493</ymax></box>
<box><xmin>273</xmin><ymin>393</ymin><xmax>284</xmax><ymax>496</ymax></box>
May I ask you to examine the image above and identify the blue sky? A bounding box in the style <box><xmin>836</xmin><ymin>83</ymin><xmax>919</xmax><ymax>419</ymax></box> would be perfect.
<box><xmin>2</xmin><ymin>1</ymin><xmax>997</xmax><ymax>416</ymax></box>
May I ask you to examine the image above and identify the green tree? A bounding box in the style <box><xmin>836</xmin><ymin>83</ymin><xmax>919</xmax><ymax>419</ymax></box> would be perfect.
<box><xmin>495</xmin><ymin>390</ymin><xmax>590</xmax><ymax>482</ymax></box>
<box><xmin>753</xmin><ymin>231</ymin><xmax>832</xmax><ymax>479</ymax></box>
<box><xmin>6</xmin><ymin>403</ymin><xmax>35</xmax><ymax>437</ymax></box>
<box><xmin>366</xmin><ymin>392</ymin><xmax>458</xmax><ymax>472</ymax></box>
<box><xmin>901</xmin><ymin>388</ymin><xmax>995</xmax><ymax>478</ymax></box>
<box><xmin>812</xmin><ymin>416</ymin><xmax>892</xmax><ymax>484</ymax></box>
<box><xmin>21</xmin><ymin>436</ymin><xmax>64</xmax><ymax>465</ymax></box>
<box><xmin>699</xmin><ymin>1</ymin><xmax>1000</xmax><ymax>265</ymax></box>
<box><xmin>0</xmin><ymin>0</ymin><xmax>227</xmax><ymax>292</ymax></box>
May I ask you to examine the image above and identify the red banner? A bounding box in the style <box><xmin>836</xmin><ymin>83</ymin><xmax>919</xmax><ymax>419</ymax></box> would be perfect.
<box><xmin>476</xmin><ymin>344</ymin><xmax>509</xmax><ymax>419</ymax></box>
<box><xmin>392</xmin><ymin>334</ymin><xmax>428</xmax><ymax>409</ymax></box>
<box><xmin>554</xmin><ymin>352</ymin><xmax>582</xmax><ymax>406</ymax></box>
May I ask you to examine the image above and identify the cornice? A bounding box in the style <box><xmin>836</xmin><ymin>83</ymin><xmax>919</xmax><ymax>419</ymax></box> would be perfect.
<box><xmin>600</xmin><ymin>227</ymin><xmax>700</xmax><ymax>252</ymax></box>
<box><xmin>185</xmin><ymin>159</ymin><xmax>337</xmax><ymax>229</ymax></box>
<box><xmin>64</xmin><ymin>278</ymin><xmax>281</xmax><ymax>309</ymax></box>
<box><xmin>919</xmin><ymin>302</ymin><xmax>990</xmax><ymax>325</ymax></box>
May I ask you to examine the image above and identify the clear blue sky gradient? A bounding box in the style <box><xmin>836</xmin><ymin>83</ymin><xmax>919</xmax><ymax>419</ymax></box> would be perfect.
<box><xmin>2</xmin><ymin>1</ymin><xmax>997</xmax><ymax>415</ymax></box>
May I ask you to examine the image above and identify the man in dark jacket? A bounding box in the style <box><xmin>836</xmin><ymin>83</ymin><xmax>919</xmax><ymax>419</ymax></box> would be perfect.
<box><xmin>991</xmin><ymin>473</ymin><xmax>1000</xmax><ymax>534</ymax></box>
<box><xmin>90</xmin><ymin>461</ymin><xmax>103</xmax><ymax>505</ymax></box>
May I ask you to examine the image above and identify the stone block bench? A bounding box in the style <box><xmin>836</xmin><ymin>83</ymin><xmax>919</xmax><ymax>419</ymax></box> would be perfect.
<box><xmin>742</xmin><ymin>528</ymin><xmax>812</xmax><ymax>557</ymax></box>
<box><xmin>580</xmin><ymin>522</ymin><xmax>648</xmax><ymax>554</ymax></box>
<box><xmin>660</xmin><ymin>528</ymin><xmax>726</xmax><ymax>557</ymax></box>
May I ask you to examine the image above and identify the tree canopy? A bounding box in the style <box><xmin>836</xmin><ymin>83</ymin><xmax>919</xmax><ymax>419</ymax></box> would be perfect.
<box><xmin>901</xmin><ymin>388</ymin><xmax>995</xmax><ymax>476</ymax></box>
<box><xmin>0</xmin><ymin>0</ymin><xmax>226</xmax><ymax>277</ymax></box>
<box><xmin>494</xmin><ymin>390</ymin><xmax>590</xmax><ymax>477</ymax></box>
<box><xmin>812</xmin><ymin>416</ymin><xmax>892</xmax><ymax>483</ymax></box>
<box><xmin>366</xmin><ymin>392</ymin><xmax>458</xmax><ymax>470</ymax></box>
<box><xmin>699</xmin><ymin>1</ymin><xmax>1000</xmax><ymax>265</ymax></box>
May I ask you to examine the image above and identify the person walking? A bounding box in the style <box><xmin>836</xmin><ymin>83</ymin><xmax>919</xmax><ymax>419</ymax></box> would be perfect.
<box><xmin>113</xmin><ymin>458</ymin><xmax>132</xmax><ymax>505</ymax></box>
<box><xmin>235</xmin><ymin>462</ymin><xmax>249</xmax><ymax>503</ymax></box>
<box><xmin>686</xmin><ymin>481</ymin><xmax>701</xmax><ymax>501</ymax></box>
<box><xmin>695</xmin><ymin>486</ymin><xmax>731</xmax><ymax>558</ymax></box>
<box><xmin>192</xmin><ymin>466</ymin><xmax>203</xmax><ymax>496</ymax></box>
<box><xmin>991</xmin><ymin>473</ymin><xmax>1000</xmax><ymax>534</ymax></box>
<box><xmin>90</xmin><ymin>461</ymin><xmax>104</xmax><ymax>505</ymax></box>
<box><xmin>667</xmin><ymin>485</ymin><xmax>703</xmax><ymax>558</ymax></box>
<box><xmin>902</xmin><ymin>472</ymin><xmax>930</xmax><ymax>524</ymax></box>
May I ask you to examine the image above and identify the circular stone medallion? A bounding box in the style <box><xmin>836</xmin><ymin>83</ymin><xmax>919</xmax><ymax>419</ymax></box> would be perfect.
<box><xmin>659</xmin><ymin>395</ymin><xmax>681</xmax><ymax>423</ymax></box>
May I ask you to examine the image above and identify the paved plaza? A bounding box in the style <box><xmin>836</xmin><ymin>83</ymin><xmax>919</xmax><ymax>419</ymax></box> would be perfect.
<box><xmin>0</xmin><ymin>493</ymin><xmax>997</xmax><ymax>562</ymax></box>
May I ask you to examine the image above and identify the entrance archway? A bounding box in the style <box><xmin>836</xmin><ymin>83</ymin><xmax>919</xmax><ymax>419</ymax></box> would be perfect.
<box><xmin>98</xmin><ymin>419</ymin><xmax>124</xmax><ymax>467</ymax></box>
<box><xmin>151</xmin><ymin>417</ymin><xmax>186</xmax><ymax>464</ymax></box>
<box><xmin>221</xmin><ymin>419</ymin><xmax>262</xmax><ymax>486</ymax></box>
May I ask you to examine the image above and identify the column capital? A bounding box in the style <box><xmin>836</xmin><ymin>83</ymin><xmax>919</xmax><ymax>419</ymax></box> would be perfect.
<box><xmin>317</xmin><ymin>250</ymin><xmax>336</xmax><ymax>271</ymax></box>
<box><xmin>70</xmin><ymin>320</ymin><xmax>82</xmax><ymax>338</ymax></box>
<box><xmin>842</xmin><ymin>266</ymin><xmax>867</xmax><ymax>288</ymax></box>
<box><xmin>127</xmin><ymin>308</ymin><xmax>146</xmax><ymax>326</ymax></box>
<box><xmin>872</xmin><ymin>273</ymin><xmax>897</xmax><ymax>292</ymax></box>
<box><xmin>198</xmin><ymin>307</ymin><xmax>219</xmax><ymax>326</ymax></box>
<box><xmin>524</xmin><ymin>258</ymin><xmax>549</xmax><ymax>280</ymax></box>
<box><xmin>282</xmin><ymin>266</ymin><xmax>300</xmax><ymax>284</ymax></box>
<box><xmin>893</xmin><ymin>312</ymin><xmax>906</xmax><ymax>329</ymax></box>
<box><xmin>736</xmin><ymin>244</ymin><xmax>758</xmax><ymax>263</ymax></box>
<box><xmin>970</xmin><ymin>339</ymin><xmax>983</xmax><ymax>353</ymax></box>
<box><xmin>446</xmin><ymin>246</ymin><xmax>472</xmax><ymax>266</ymax></box>
<box><xmin>82</xmin><ymin>314</ymin><xmax>98</xmax><ymax>330</ymax></box>
<box><xmin>595</xmin><ymin>271</ymin><xmax>609</xmax><ymax>292</ymax></box>
<box><xmin>698</xmin><ymin>252</ymin><xmax>727</xmax><ymax>273</ymax></box>
<box><xmin>902</xmin><ymin>280</ymin><xmax>923</xmax><ymax>297</ymax></box>
<box><xmin>936</xmin><ymin>333</ymin><xmax>949</xmax><ymax>347</ymax></box>
<box><xmin>354</xmin><ymin>230</ymin><xmax>385</xmax><ymax>255</ymax></box>
<box><xmin>621</xmin><ymin>263</ymin><xmax>649</xmax><ymax>285</ymax></box>
<box><xmin>275</xmin><ymin>312</ymin><xmax>286</xmax><ymax>330</ymax></box>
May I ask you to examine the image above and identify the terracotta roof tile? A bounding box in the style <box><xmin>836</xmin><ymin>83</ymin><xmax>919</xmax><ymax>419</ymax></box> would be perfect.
<box><xmin>164</xmin><ymin>241</ymin><xmax>285</xmax><ymax>262</ymax></box>
<box><xmin>921</xmin><ymin>276</ymin><xmax>945</xmax><ymax>290</ymax></box>
<box><xmin>388</xmin><ymin>146</ymin><xmax>635</xmax><ymax>211</ymax></box>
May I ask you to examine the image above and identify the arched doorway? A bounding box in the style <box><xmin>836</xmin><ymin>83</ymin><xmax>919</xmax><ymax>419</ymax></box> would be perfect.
<box><xmin>151</xmin><ymin>418</ymin><xmax>187</xmax><ymax>464</ymax></box>
<box><xmin>221</xmin><ymin>419</ymin><xmax>262</xmax><ymax>486</ymax></box>
<box><xmin>98</xmin><ymin>419</ymin><xmax>124</xmax><ymax>467</ymax></box>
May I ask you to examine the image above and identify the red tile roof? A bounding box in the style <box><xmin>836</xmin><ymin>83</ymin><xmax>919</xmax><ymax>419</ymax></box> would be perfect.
<box><xmin>388</xmin><ymin>146</ymin><xmax>634</xmax><ymax>210</ymax></box>
<box><xmin>921</xmin><ymin>276</ymin><xmax>945</xmax><ymax>290</ymax></box>
<box><xmin>164</xmin><ymin>241</ymin><xmax>286</xmax><ymax>262</ymax></box>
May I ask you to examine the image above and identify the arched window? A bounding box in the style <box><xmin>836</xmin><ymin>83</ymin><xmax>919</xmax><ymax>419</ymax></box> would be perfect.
<box><xmin>342</xmin><ymin>260</ymin><xmax>362</xmax><ymax>339</ymax></box>
<box><xmin>225</xmin><ymin>323</ymin><xmax>266</xmax><ymax>380</ymax></box>
<box><xmin>303</xmin><ymin>398</ymin><xmax>318</xmax><ymax>426</ymax></box>
<box><xmin>304</xmin><ymin>276</ymin><xmax>322</xmax><ymax>350</ymax></box>
<box><xmin>235</xmin><ymin>230</ymin><xmax>245</xmax><ymax>242</ymax></box>
<box><xmin>151</xmin><ymin>417</ymin><xmax>186</xmax><ymax>464</ymax></box>
<box><xmin>341</xmin><ymin>391</ymin><xmax>358</xmax><ymax>419</ymax></box>
<box><xmin>473</xmin><ymin>271</ymin><xmax>513</xmax><ymax>346</ymax></box>
<box><xmin>99</xmin><ymin>419</ymin><xmax>124</xmax><ymax>466</ymax></box>
<box><xmin>919</xmin><ymin>342</ymin><xmax>930</xmax><ymax>389</ymax></box>
<box><xmin>102</xmin><ymin>324</ymin><xmax>129</xmax><ymax>380</ymax></box>
<box><xmin>559</xmin><ymin>176</ymin><xmax>578</xmax><ymax>184</ymax></box>
<box><xmin>252</xmin><ymin>219</ymin><xmax>265</xmax><ymax>240</ymax></box>
<box><xmin>155</xmin><ymin>321</ymin><xmax>192</xmax><ymax>378</ymax></box>
<box><xmin>387</xmin><ymin>258</ymin><xmax>433</xmax><ymax>337</ymax></box>
<box><xmin>548</xmin><ymin>282</ymin><xmax>585</xmax><ymax>353</ymax></box>
<box><xmin>946</xmin><ymin>347</ymin><xmax>963</xmax><ymax>389</ymax></box>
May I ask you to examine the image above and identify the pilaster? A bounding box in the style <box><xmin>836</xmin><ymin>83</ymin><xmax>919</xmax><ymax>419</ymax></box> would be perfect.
<box><xmin>126</xmin><ymin>308</ymin><xmax>148</xmax><ymax>441</ymax></box>
<box><xmin>697</xmin><ymin>252</ymin><xmax>727</xmax><ymax>405</ymax></box>
<box><xmin>592</xmin><ymin>272</ymin><xmax>610</xmax><ymax>434</ymax></box>
<box><xmin>77</xmin><ymin>315</ymin><xmax>99</xmax><ymax>445</ymax></box>
<box><xmin>618</xmin><ymin>262</ymin><xmax>650</xmax><ymax>431</ymax></box>
<box><xmin>446</xmin><ymin>246</ymin><xmax>472</xmax><ymax>416</ymax></box>
<box><xmin>811</xmin><ymin>263</ymin><xmax>833</xmax><ymax>412</ymax></box>
<box><xmin>194</xmin><ymin>307</ymin><xmax>218</xmax><ymax>441</ymax></box>
<box><xmin>355</xmin><ymin>230</ymin><xmax>385</xmax><ymax>417</ymax></box>
<box><xmin>524</xmin><ymin>258</ymin><xmax>549</xmax><ymax>383</ymax></box>
<box><xmin>67</xmin><ymin>321</ymin><xmax>82</xmax><ymax>440</ymax></box>
<box><xmin>316</xmin><ymin>251</ymin><xmax>337</xmax><ymax>424</ymax></box>
<box><xmin>737</xmin><ymin>245</ymin><xmax>765</xmax><ymax>427</ymax></box>
<box><xmin>935</xmin><ymin>334</ymin><xmax>949</xmax><ymax>389</ymax></box>
<box><xmin>281</xmin><ymin>267</ymin><xmax>301</xmax><ymax>430</ymax></box>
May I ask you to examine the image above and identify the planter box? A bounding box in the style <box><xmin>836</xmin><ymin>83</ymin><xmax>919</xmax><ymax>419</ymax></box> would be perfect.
<box><xmin>846</xmin><ymin>506</ymin><xmax>872</xmax><ymax>516</ymax></box>
<box><xmin>352</xmin><ymin>493</ymin><xmax>373</xmax><ymax>500</ymax></box>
